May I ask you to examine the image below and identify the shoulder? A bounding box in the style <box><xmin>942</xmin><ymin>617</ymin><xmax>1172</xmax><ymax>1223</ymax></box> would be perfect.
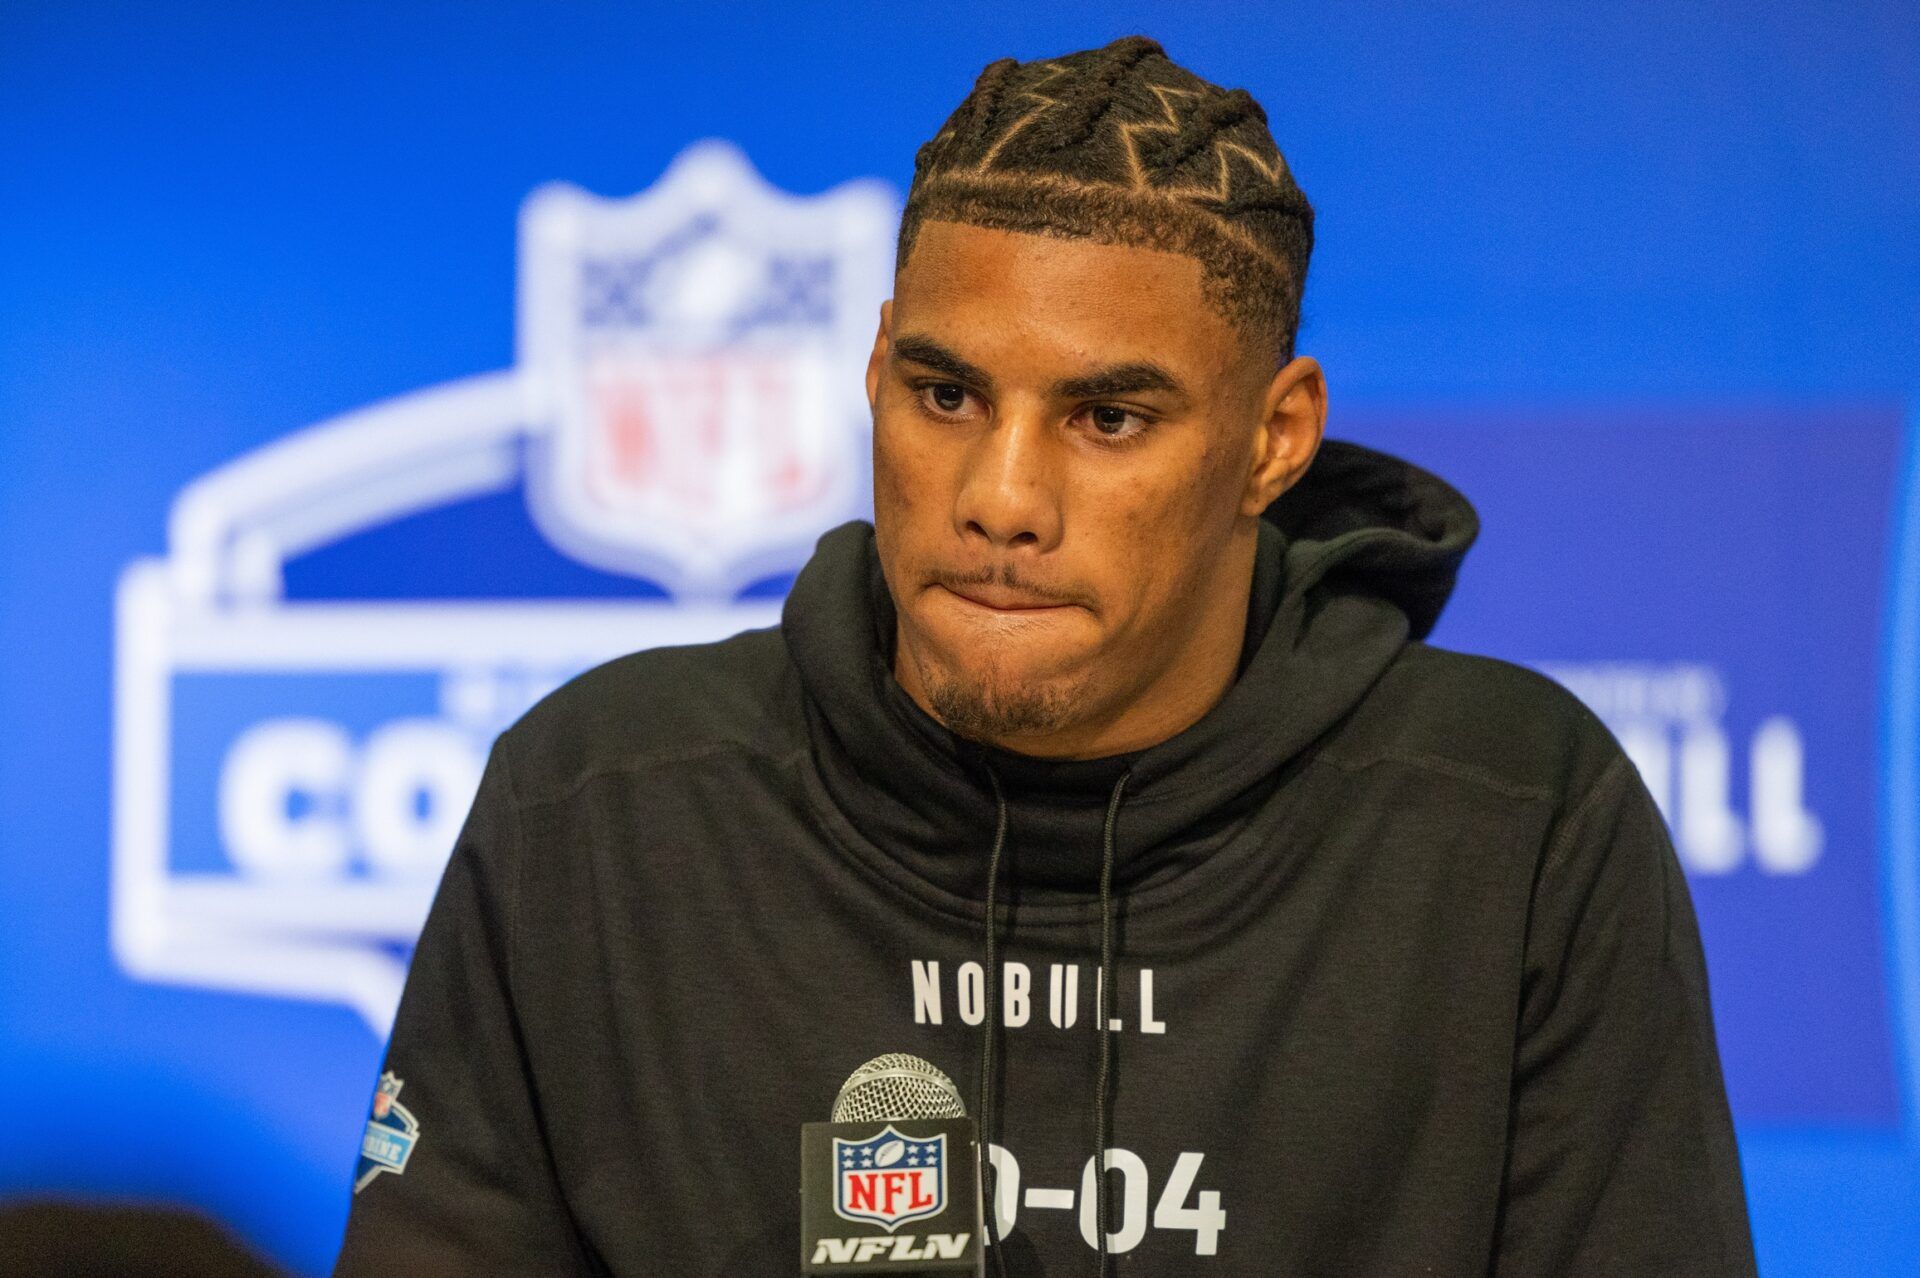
<box><xmin>492</xmin><ymin>624</ymin><xmax>803</xmax><ymax>806</ymax></box>
<box><xmin>1319</xmin><ymin>641</ymin><xmax>1627</xmax><ymax>804</ymax></box>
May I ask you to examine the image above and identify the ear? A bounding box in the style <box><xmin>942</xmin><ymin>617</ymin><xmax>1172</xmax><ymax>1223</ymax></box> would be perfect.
<box><xmin>864</xmin><ymin>299</ymin><xmax>893</xmax><ymax>414</ymax></box>
<box><xmin>1240</xmin><ymin>355</ymin><xmax>1326</xmax><ymax>517</ymax></box>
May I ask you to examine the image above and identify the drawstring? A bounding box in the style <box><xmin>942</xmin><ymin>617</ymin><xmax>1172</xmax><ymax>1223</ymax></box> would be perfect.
<box><xmin>1093</xmin><ymin>768</ymin><xmax>1132</xmax><ymax>1278</ymax></box>
<box><xmin>976</xmin><ymin>761</ymin><xmax>1133</xmax><ymax>1278</ymax></box>
<box><xmin>979</xmin><ymin>764</ymin><xmax>1011</xmax><ymax>1278</ymax></box>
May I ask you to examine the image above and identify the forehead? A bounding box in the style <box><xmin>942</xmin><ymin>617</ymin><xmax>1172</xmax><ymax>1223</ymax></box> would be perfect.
<box><xmin>894</xmin><ymin>220</ymin><xmax>1247</xmax><ymax>383</ymax></box>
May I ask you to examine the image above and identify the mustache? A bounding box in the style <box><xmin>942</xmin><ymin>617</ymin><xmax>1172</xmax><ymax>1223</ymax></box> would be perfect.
<box><xmin>926</xmin><ymin>563</ymin><xmax>1088</xmax><ymax>608</ymax></box>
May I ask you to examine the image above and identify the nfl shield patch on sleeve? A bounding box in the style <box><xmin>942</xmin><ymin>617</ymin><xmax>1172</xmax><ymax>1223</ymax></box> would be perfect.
<box><xmin>355</xmin><ymin>1071</ymin><xmax>420</xmax><ymax>1193</ymax></box>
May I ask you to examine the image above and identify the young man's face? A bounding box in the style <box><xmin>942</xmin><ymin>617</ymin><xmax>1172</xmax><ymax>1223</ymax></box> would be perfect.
<box><xmin>867</xmin><ymin>220</ymin><xmax>1324</xmax><ymax>757</ymax></box>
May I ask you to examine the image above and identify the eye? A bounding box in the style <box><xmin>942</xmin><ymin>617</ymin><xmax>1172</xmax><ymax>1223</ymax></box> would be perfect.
<box><xmin>914</xmin><ymin>381</ymin><xmax>981</xmax><ymax>419</ymax></box>
<box><xmin>1076</xmin><ymin>404</ymin><xmax>1153</xmax><ymax>442</ymax></box>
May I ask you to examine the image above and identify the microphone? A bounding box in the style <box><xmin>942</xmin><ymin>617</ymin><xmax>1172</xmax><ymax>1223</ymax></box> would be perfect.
<box><xmin>800</xmin><ymin>1053</ymin><xmax>986</xmax><ymax>1273</ymax></box>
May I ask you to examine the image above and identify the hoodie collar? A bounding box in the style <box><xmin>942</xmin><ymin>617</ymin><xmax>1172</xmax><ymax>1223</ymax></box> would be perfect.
<box><xmin>781</xmin><ymin>439</ymin><xmax>1479</xmax><ymax>904</ymax></box>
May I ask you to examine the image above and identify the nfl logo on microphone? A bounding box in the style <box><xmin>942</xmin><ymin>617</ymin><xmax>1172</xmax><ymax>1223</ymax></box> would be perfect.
<box><xmin>801</xmin><ymin>1116</ymin><xmax>982</xmax><ymax>1272</ymax></box>
<box><xmin>834</xmin><ymin>1127</ymin><xmax>947</xmax><ymax>1231</ymax></box>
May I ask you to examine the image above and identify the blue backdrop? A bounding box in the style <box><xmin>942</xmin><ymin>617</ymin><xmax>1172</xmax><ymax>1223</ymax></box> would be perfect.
<box><xmin>2</xmin><ymin>3</ymin><xmax>1917</xmax><ymax>1273</ymax></box>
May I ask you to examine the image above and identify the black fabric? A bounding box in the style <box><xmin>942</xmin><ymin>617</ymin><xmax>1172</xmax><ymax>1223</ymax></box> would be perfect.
<box><xmin>334</xmin><ymin>438</ymin><xmax>1757</xmax><ymax>1277</ymax></box>
<box><xmin>0</xmin><ymin>1202</ymin><xmax>281</xmax><ymax>1277</ymax></box>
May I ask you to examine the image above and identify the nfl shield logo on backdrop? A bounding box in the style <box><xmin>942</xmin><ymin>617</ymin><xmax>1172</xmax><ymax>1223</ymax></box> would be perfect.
<box><xmin>833</xmin><ymin>1126</ymin><xmax>948</xmax><ymax>1232</ymax></box>
<box><xmin>109</xmin><ymin>138</ymin><xmax>896</xmax><ymax>1040</ymax></box>
<box><xmin>517</xmin><ymin>138</ymin><xmax>896</xmax><ymax>600</ymax></box>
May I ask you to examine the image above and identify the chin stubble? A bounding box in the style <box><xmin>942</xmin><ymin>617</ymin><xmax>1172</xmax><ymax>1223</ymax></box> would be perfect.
<box><xmin>916</xmin><ymin>647</ymin><xmax>1082</xmax><ymax>743</ymax></box>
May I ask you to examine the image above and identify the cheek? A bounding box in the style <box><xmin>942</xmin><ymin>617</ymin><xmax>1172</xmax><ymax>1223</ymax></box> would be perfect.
<box><xmin>1166</xmin><ymin>435</ymin><xmax>1246</xmax><ymax>542</ymax></box>
<box><xmin>1081</xmin><ymin>481</ymin><xmax>1175</xmax><ymax>611</ymax></box>
<box><xmin>871</xmin><ymin>412</ymin><xmax>924</xmax><ymax>525</ymax></box>
<box><xmin>1085</xmin><ymin>443</ymin><xmax>1235</xmax><ymax>614</ymax></box>
<box><xmin>872</xmin><ymin>407</ymin><xmax>959</xmax><ymax>574</ymax></box>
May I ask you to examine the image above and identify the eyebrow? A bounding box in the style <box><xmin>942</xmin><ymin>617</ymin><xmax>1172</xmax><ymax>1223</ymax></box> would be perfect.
<box><xmin>1053</xmin><ymin>361</ymin><xmax>1187</xmax><ymax>400</ymax></box>
<box><xmin>891</xmin><ymin>334</ymin><xmax>1190</xmax><ymax>402</ymax></box>
<box><xmin>892</xmin><ymin>335</ymin><xmax>994</xmax><ymax>390</ymax></box>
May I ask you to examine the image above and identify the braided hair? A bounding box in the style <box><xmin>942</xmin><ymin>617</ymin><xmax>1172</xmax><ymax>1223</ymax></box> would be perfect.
<box><xmin>899</xmin><ymin>35</ymin><xmax>1315</xmax><ymax>367</ymax></box>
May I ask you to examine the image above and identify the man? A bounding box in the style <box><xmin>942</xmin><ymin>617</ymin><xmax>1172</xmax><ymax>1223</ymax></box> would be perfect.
<box><xmin>335</xmin><ymin>35</ymin><xmax>1756</xmax><ymax>1276</ymax></box>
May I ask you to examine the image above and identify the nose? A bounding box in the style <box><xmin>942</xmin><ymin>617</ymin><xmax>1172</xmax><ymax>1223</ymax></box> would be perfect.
<box><xmin>951</xmin><ymin>409</ymin><xmax>1063</xmax><ymax>554</ymax></box>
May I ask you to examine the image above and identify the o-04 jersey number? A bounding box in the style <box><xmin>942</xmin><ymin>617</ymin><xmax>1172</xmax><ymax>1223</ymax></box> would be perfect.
<box><xmin>983</xmin><ymin>1145</ymin><xmax>1226</xmax><ymax>1255</ymax></box>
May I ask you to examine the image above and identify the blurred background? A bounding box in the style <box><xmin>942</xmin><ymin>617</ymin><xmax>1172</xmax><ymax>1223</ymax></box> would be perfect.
<box><xmin>2</xmin><ymin>2</ymin><xmax>1916</xmax><ymax>1273</ymax></box>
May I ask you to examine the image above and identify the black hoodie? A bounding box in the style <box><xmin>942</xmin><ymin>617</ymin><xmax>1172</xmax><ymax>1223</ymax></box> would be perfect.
<box><xmin>334</xmin><ymin>440</ymin><xmax>1756</xmax><ymax>1276</ymax></box>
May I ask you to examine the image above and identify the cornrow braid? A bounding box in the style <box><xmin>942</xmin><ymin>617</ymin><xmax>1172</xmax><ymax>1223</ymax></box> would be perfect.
<box><xmin>1029</xmin><ymin>36</ymin><xmax>1165</xmax><ymax>158</ymax></box>
<box><xmin>913</xmin><ymin>56</ymin><xmax>1018</xmax><ymax>176</ymax></box>
<box><xmin>1151</xmin><ymin>87</ymin><xmax>1260</xmax><ymax>180</ymax></box>
<box><xmin>965</xmin><ymin>57</ymin><xmax>1022</xmax><ymax>145</ymax></box>
<box><xmin>899</xmin><ymin>35</ymin><xmax>1314</xmax><ymax>367</ymax></box>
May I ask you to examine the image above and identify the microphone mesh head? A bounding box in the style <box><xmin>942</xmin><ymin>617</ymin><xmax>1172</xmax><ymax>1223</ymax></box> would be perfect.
<box><xmin>831</xmin><ymin>1053</ymin><xmax>967</xmax><ymax>1122</ymax></box>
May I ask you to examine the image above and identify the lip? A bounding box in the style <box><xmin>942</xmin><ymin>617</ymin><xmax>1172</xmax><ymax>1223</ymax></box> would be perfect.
<box><xmin>937</xmin><ymin>582</ymin><xmax>1076</xmax><ymax>614</ymax></box>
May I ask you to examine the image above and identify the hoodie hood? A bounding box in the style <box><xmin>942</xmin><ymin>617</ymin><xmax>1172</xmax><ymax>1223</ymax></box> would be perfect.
<box><xmin>781</xmin><ymin>438</ymin><xmax>1480</xmax><ymax>906</ymax></box>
